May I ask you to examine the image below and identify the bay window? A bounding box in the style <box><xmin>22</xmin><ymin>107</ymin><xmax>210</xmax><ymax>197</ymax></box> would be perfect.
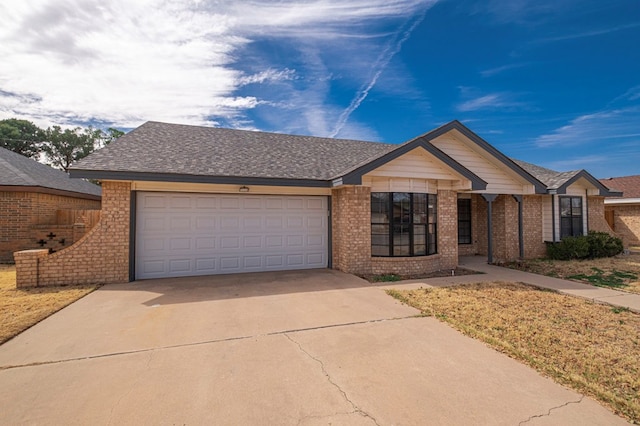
<box><xmin>371</xmin><ymin>192</ymin><xmax>437</xmax><ymax>257</ymax></box>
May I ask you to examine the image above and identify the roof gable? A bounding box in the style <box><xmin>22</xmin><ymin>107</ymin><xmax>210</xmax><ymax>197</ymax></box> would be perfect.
<box><xmin>0</xmin><ymin>147</ymin><xmax>101</xmax><ymax>198</ymax></box>
<box><xmin>514</xmin><ymin>160</ymin><xmax>620</xmax><ymax>196</ymax></box>
<box><xmin>337</xmin><ymin>133</ymin><xmax>487</xmax><ymax>190</ymax></box>
<box><xmin>426</xmin><ymin>121</ymin><xmax>547</xmax><ymax>194</ymax></box>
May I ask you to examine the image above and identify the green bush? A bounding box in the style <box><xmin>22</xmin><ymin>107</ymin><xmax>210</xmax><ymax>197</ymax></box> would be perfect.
<box><xmin>585</xmin><ymin>231</ymin><xmax>623</xmax><ymax>258</ymax></box>
<box><xmin>546</xmin><ymin>236</ymin><xmax>590</xmax><ymax>260</ymax></box>
<box><xmin>546</xmin><ymin>232</ymin><xmax>623</xmax><ymax>260</ymax></box>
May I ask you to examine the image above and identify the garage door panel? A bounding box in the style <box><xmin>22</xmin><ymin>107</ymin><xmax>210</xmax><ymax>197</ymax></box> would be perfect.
<box><xmin>170</xmin><ymin>195</ymin><xmax>192</xmax><ymax>209</ymax></box>
<box><xmin>136</xmin><ymin>193</ymin><xmax>328</xmax><ymax>279</ymax></box>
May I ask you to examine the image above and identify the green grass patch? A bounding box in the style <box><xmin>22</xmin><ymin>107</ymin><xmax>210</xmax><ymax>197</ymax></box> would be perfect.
<box><xmin>568</xmin><ymin>267</ymin><xmax>637</xmax><ymax>289</ymax></box>
<box><xmin>371</xmin><ymin>273</ymin><xmax>401</xmax><ymax>282</ymax></box>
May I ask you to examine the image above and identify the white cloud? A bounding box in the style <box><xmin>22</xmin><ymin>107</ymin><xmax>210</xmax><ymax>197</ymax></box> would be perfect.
<box><xmin>457</xmin><ymin>91</ymin><xmax>528</xmax><ymax>112</ymax></box>
<box><xmin>0</xmin><ymin>0</ymin><xmax>428</xmax><ymax>136</ymax></box>
<box><xmin>534</xmin><ymin>107</ymin><xmax>640</xmax><ymax>147</ymax></box>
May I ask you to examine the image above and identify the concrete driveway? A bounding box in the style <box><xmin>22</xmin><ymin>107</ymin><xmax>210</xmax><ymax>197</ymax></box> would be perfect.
<box><xmin>0</xmin><ymin>269</ymin><xmax>628</xmax><ymax>425</ymax></box>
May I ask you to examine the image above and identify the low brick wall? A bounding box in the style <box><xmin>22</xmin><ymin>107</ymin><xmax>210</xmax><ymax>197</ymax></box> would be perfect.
<box><xmin>606</xmin><ymin>204</ymin><xmax>640</xmax><ymax>247</ymax></box>
<box><xmin>14</xmin><ymin>182</ymin><xmax>130</xmax><ymax>287</ymax></box>
<box><xmin>1</xmin><ymin>191</ymin><xmax>100</xmax><ymax>263</ymax></box>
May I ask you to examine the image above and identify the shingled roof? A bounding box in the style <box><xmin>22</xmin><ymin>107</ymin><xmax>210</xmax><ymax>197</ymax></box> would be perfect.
<box><xmin>69</xmin><ymin>120</ymin><xmax>618</xmax><ymax>196</ymax></box>
<box><xmin>599</xmin><ymin>175</ymin><xmax>640</xmax><ymax>199</ymax></box>
<box><xmin>513</xmin><ymin>159</ymin><xmax>620</xmax><ymax>196</ymax></box>
<box><xmin>71</xmin><ymin>121</ymin><xmax>396</xmax><ymax>183</ymax></box>
<box><xmin>0</xmin><ymin>146</ymin><xmax>101</xmax><ymax>198</ymax></box>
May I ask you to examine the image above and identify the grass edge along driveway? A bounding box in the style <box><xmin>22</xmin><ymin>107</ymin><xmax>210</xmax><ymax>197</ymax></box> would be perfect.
<box><xmin>0</xmin><ymin>265</ymin><xmax>97</xmax><ymax>345</ymax></box>
<box><xmin>388</xmin><ymin>281</ymin><xmax>640</xmax><ymax>424</ymax></box>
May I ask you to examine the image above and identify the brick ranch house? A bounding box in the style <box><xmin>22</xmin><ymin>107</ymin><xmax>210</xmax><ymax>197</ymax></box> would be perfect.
<box><xmin>600</xmin><ymin>175</ymin><xmax>640</xmax><ymax>247</ymax></box>
<box><xmin>14</xmin><ymin>120</ymin><xmax>621</xmax><ymax>286</ymax></box>
<box><xmin>1</xmin><ymin>146</ymin><xmax>101</xmax><ymax>263</ymax></box>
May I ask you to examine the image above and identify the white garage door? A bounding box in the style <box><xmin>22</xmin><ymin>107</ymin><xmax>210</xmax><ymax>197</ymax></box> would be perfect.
<box><xmin>135</xmin><ymin>192</ymin><xmax>329</xmax><ymax>279</ymax></box>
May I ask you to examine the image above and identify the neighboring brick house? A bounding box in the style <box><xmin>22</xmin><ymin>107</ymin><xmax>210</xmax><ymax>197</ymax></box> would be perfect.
<box><xmin>14</xmin><ymin>120</ymin><xmax>620</xmax><ymax>286</ymax></box>
<box><xmin>599</xmin><ymin>175</ymin><xmax>640</xmax><ymax>247</ymax></box>
<box><xmin>0</xmin><ymin>147</ymin><xmax>101</xmax><ymax>263</ymax></box>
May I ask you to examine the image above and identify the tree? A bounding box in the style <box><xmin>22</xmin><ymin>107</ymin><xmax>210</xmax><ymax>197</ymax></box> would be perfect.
<box><xmin>100</xmin><ymin>127</ymin><xmax>124</xmax><ymax>147</ymax></box>
<box><xmin>42</xmin><ymin>126</ymin><xmax>103</xmax><ymax>172</ymax></box>
<box><xmin>0</xmin><ymin>118</ymin><xmax>45</xmax><ymax>158</ymax></box>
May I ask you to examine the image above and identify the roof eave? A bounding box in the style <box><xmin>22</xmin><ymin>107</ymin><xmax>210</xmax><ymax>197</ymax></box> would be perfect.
<box><xmin>69</xmin><ymin>169</ymin><xmax>333</xmax><ymax>188</ymax></box>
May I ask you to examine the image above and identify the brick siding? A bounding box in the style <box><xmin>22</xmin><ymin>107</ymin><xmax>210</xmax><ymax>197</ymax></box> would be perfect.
<box><xmin>1</xmin><ymin>191</ymin><xmax>100</xmax><ymax>263</ymax></box>
<box><xmin>522</xmin><ymin>195</ymin><xmax>546</xmax><ymax>258</ymax></box>
<box><xmin>587</xmin><ymin>196</ymin><xmax>615</xmax><ymax>236</ymax></box>
<box><xmin>14</xmin><ymin>182</ymin><xmax>130</xmax><ymax>287</ymax></box>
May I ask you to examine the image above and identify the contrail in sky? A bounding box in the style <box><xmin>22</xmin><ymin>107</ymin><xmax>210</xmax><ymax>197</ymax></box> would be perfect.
<box><xmin>329</xmin><ymin>9</ymin><xmax>428</xmax><ymax>138</ymax></box>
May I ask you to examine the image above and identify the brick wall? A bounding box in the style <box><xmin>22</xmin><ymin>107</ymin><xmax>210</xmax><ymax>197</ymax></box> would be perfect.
<box><xmin>14</xmin><ymin>182</ymin><xmax>130</xmax><ymax>287</ymax></box>
<box><xmin>606</xmin><ymin>204</ymin><xmax>640</xmax><ymax>247</ymax></box>
<box><xmin>437</xmin><ymin>190</ymin><xmax>458</xmax><ymax>269</ymax></box>
<box><xmin>331</xmin><ymin>186</ymin><xmax>458</xmax><ymax>276</ymax></box>
<box><xmin>587</xmin><ymin>196</ymin><xmax>615</xmax><ymax>236</ymax></box>
<box><xmin>1</xmin><ymin>191</ymin><xmax>100</xmax><ymax>263</ymax></box>
<box><xmin>331</xmin><ymin>186</ymin><xmax>371</xmax><ymax>275</ymax></box>
<box><xmin>490</xmin><ymin>195</ymin><xmax>519</xmax><ymax>262</ymax></box>
<box><xmin>522</xmin><ymin>195</ymin><xmax>546</xmax><ymax>258</ymax></box>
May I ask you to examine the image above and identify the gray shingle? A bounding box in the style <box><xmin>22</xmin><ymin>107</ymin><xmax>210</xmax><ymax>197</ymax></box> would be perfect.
<box><xmin>72</xmin><ymin>121</ymin><xmax>397</xmax><ymax>181</ymax></box>
<box><xmin>511</xmin><ymin>159</ymin><xmax>579</xmax><ymax>190</ymax></box>
<box><xmin>0</xmin><ymin>147</ymin><xmax>101</xmax><ymax>197</ymax></box>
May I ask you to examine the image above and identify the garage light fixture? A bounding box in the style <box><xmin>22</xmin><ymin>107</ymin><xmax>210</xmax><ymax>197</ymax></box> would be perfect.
<box><xmin>239</xmin><ymin>186</ymin><xmax>250</xmax><ymax>192</ymax></box>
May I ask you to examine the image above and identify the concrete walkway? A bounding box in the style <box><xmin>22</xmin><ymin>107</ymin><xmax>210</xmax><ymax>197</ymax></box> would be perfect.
<box><xmin>385</xmin><ymin>255</ymin><xmax>640</xmax><ymax>313</ymax></box>
<box><xmin>0</xmin><ymin>269</ymin><xmax>630</xmax><ymax>425</ymax></box>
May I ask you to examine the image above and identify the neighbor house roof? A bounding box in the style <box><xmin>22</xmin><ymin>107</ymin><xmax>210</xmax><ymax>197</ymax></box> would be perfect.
<box><xmin>599</xmin><ymin>175</ymin><xmax>640</xmax><ymax>199</ymax></box>
<box><xmin>0</xmin><ymin>146</ymin><xmax>101</xmax><ymax>199</ymax></box>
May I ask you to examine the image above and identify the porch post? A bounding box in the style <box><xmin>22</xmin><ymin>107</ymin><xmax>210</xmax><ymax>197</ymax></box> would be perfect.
<box><xmin>512</xmin><ymin>195</ymin><xmax>524</xmax><ymax>259</ymax></box>
<box><xmin>482</xmin><ymin>194</ymin><xmax>498</xmax><ymax>264</ymax></box>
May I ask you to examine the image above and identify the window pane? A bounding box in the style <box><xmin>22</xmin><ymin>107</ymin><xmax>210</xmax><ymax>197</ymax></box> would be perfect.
<box><xmin>371</xmin><ymin>193</ymin><xmax>389</xmax><ymax>223</ymax></box>
<box><xmin>560</xmin><ymin>218</ymin><xmax>572</xmax><ymax>238</ymax></box>
<box><xmin>393</xmin><ymin>192</ymin><xmax>410</xmax><ymax>226</ymax></box>
<box><xmin>560</xmin><ymin>198</ymin><xmax>571</xmax><ymax>217</ymax></box>
<box><xmin>393</xmin><ymin>219</ymin><xmax>410</xmax><ymax>256</ymax></box>
<box><xmin>413</xmin><ymin>193</ymin><xmax>427</xmax><ymax>224</ymax></box>
<box><xmin>457</xmin><ymin>199</ymin><xmax>471</xmax><ymax>244</ymax></box>
<box><xmin>572</xmin><ymin>197</ymin><xmax>582</xmax><ymax>216</ymax></box>
<box><xmin>371</xmin><ymin>224</ymin><xmax>389</xmax><ymax>256</ymax></box>
<box><xmin>413</xmin><ymin>225</ymin><xmax>426</xmax><ymax>255</ymax></box>
<box><xmin>572</xmin><ymin>218</ymin><xmax>583</xmax><ymax>236</ymax></box>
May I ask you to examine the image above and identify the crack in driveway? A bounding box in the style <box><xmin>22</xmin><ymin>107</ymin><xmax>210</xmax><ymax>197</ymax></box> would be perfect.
<box><xmin>518</xmin><ymin>395</ymin><xmax>585</xmax><ymax>425</ymax></box>
<box><xmin>0</xmin><ymin>316</ymin><xmax>415</xmax><ymax>371</ymax></box>
<box><xmin>284</xmin><ymin>333</ymin><xmax>381</xmax><ymax>426</ymax></box>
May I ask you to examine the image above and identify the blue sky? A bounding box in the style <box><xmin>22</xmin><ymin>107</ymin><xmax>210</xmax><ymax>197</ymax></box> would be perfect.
<box><xmin>0</xmin><ymin>0</ymin><xmax>638</xmax><ymax>178</ymax></box>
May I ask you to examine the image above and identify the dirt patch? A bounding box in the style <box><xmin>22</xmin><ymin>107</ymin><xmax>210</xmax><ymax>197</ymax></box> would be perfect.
<box><xmin>506</xmin><ymin>256</ymin><xmax>640</xmax><ymax>294</ymax></box>
<box><xmin>0</xmin><ymin>265</ymin><xmax>97</xmax><ymax>345</ymax></box>
<box><xmin>361</xmin><ymin>267</ymin><xmax>481</xmax><ymax>282</ymax></box>
<box><xmin>389</xmin><ymin>282</ymin><xmax>640</xmax><ymax>423</ymax></box>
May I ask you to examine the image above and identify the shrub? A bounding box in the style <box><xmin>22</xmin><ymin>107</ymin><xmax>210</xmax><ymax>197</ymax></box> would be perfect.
<box><xmin>546</xmin><ymin>232</ymin><xmax>624</xmax><ymax>260</ymax></box>
<box><xmin>547</xmin><ymin>236</ymin><xmax>590</xmax><ymax>260</ymax></box>
<box><xmin>585</xmin><ymin>231</ymin><xmax>624</xmax><ymax>258</ymax></box>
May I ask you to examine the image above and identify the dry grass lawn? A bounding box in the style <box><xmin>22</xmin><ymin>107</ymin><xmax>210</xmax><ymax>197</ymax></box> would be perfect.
<box><xmin>508</xmin><ymin>255</ymin><xmax>640</xmax><ymax>294</ymax></box>
<box><xmin>0</xmin><ymin>265</ymin><xmax>97</xmax><ymax>345</ymax></box>
<box><xmin>389</xmin><ymin>282</ymin><xmax>640</xmax><ymax>423</ymax></box>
